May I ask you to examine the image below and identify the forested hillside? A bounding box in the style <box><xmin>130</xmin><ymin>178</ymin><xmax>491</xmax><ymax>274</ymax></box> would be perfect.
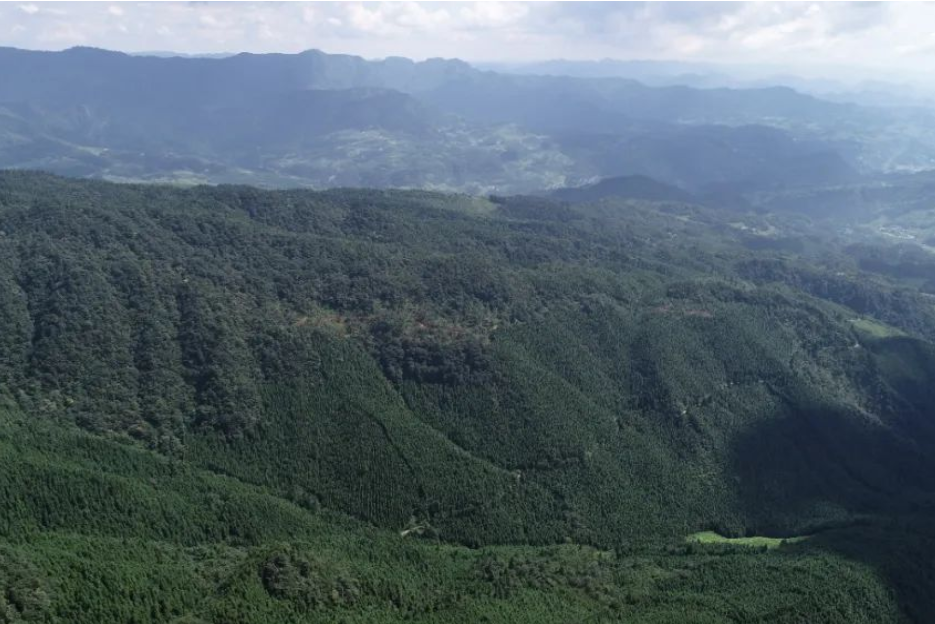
<box><xmin>1</xmin><ymin>171</ymin><xmax>935</xmax><ymax>621</ymax></box>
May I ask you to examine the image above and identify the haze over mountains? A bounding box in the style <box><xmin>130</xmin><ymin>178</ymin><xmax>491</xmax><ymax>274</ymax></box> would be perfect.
<box><xmin>482</xmin><ymin>58</ymin><xmax>935</xmax><ymax>108</ymax></box>
<box><xmin>2</xmin><ymin>46</ymin><xmax>935</xmax><ymax>195</ymax></box>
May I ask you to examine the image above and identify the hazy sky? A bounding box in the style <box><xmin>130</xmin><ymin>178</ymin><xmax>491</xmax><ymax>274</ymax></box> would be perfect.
<box><xmin>1</xmin><ymin>1</ymin><xmax>933</xmax><ymax>74</ymax></box>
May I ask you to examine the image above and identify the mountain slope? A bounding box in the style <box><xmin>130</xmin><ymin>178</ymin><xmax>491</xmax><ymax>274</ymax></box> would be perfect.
<box><xmin>2</xmin><ymin>409</ymin><xmax>909</xmax><ymax>624</ymax></box>
<box><xmin>3</xmin><ymin>172</ymin><xmax>935</xmax><ymax>620</ymax></box>
<box><xmin>2</xmin><ymin>170</ymin><xmax>935</xmax><ymax>534</ymax></box>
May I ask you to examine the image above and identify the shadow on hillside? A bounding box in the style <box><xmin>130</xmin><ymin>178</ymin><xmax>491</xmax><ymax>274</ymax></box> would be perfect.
<box><xmin>728</xmin><ymin>394</ymin><xmax>935</xmax><ymax>623</ymax></box>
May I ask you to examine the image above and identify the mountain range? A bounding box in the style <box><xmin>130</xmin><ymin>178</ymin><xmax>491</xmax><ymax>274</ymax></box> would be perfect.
<box><xmin>2</xmin><ymin>46</ymin><xmax>933</xmax><ymax>194</ymax></box>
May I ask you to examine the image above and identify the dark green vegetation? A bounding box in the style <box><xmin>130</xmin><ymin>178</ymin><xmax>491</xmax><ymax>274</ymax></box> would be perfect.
<box><xmin>1</xmin><ymin>171</ymin><xmax>935</xmax><ymax>621</ymax></box>
<box><xmin>3</xmin><ymin>46</ymin><xmax>934</xmax><ymax>194</ymax></box>
<box><xmin>0</xmin><ymin>413</ymin><xmax>906</xmax><ymax>624</ymax></box>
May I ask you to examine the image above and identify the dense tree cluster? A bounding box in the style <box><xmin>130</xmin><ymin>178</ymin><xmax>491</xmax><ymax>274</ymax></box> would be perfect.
<box><xmin>1</xmin><ymin>172</ymin><xmax>935</xmax><ymax>621</ymax></box>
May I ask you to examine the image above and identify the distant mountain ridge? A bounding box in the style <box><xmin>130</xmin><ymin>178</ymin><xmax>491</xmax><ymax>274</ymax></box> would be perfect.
<box><xmin>0</xmin><ymin>46</ymin><xmax>932</xmax><ymax>193</ymax></box>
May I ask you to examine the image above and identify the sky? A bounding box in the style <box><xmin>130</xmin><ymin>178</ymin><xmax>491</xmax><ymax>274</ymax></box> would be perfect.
<box><xmin>1</xmin><ymin>1</ymin><xmax>934</xmax><ymax>77</ymax></box>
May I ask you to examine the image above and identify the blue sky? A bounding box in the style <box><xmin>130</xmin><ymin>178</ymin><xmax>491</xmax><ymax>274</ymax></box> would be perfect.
<box><xmin>0</xmin><ymin>2</ymin><xmax>930</xmax><ymax>75</ymax></box>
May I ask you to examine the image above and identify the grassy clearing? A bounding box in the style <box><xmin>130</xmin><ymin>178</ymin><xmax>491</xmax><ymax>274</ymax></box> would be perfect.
<box><xmin>851</xmin><ymin>318</ymin><xmax>905</xmax><ymax>339</ymax></box>
<box><xmin>687</xmin><ymin>531</ymin><xmax>808</xmax><ymax>549</ymax></box>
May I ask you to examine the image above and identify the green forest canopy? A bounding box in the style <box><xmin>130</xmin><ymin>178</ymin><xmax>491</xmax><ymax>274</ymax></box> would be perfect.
<box><xmin>1</xmin><ymin>171</ymin><xmax>934</xmax><ymax>622</ymax></box>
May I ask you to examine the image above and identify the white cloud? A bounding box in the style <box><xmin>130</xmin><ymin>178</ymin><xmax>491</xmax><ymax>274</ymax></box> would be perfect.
<box><xmin>38</xmin><ymin>23</ymin><xmax>86</xmax><ymax>44</ymax></box>
<box><xmin>18</xmin><ymin>4</ymin><xmax>38</xmax><ymax>15</ymax></box>
<box><xmin>458</xmin><ymin>2</ymin><xmax>528</xmax><ymax>30</ymax></box>
<box><xmin>347</xmin><ymin>4</ymin><xmax>393</xmax><ymax>36</ymax></box>
<box><xmin>198</xmin><ymin>13</ymin><xmax>221</xmax><ymax>28</ymax></box>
